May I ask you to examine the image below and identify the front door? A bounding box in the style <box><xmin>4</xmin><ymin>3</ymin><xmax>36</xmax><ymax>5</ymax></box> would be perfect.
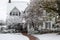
<box><xmin>16</xmin><ymin>23</ymin><xmax>27</xmax><ymax>33</ymax></box>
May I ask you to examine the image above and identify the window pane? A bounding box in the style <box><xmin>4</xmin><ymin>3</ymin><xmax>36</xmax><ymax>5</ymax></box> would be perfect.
<box><xmin>49</xmin><ymin>22</ymin><xmax>51</xmax><ymax>28</ymax></box>
<box><xmin>16</xmin><ymin>13</ymin><xmax>18</xmax><ymax>16</ymax></box>
<box><xmin>13</xmin><ymin>12</ymin><xmax>18</xmax><ymax>16</ymax></box>
<box><xmin>45</xmin><ymin>22</ymin><xmax>48</xmax><ymax>28</ymax></box>
<box><xmin>10</xmin><ymin>12</ymin><xmax>12</xmax><ymax>16</ymax></box>
<box><xmin>13</xmin><ymin>13</ymin><xmax>15</xmax><ymax>16</ymax></box>
<box><xmin>19</xmin><ymin>12</ymin><xmax>20</xmax><ymax>16</ymax></box>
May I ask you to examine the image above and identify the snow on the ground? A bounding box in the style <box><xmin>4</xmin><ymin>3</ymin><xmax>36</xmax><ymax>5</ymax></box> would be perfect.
<box><xmin>33</xmin><ymin>33</ymin><xmax>60</xmax><ymax>40</ymax></box>
<box><xmin>0</xmin><ymin>33</ymin><xmax>29</xmax><ymax>40</ymax></box>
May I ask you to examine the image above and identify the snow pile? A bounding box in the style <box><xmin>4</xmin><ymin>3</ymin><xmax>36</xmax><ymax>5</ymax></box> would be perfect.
<box><xmin>0</xmin><ymin>33</ymin><xmax>29</xmax><ymax>40</ymax></box>
<box><xmin>33</xmin><ymin>33</ymin><xmax>60</xmax><ymax>40</ymax></box>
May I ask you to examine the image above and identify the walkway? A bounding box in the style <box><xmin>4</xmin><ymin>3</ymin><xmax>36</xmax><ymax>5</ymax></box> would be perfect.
<box><xmin>22</xmin><ymin>33</ymin><xmax>39</xmax><ymax>40</ymax></box>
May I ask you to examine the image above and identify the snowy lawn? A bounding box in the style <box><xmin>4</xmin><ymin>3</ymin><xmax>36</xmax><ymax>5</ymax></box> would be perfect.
<box><xmin>33</xmin><ymin>33</ymin><xmax>60</xmax><ymax>40</ymax></box>
<box><xmin>0</xmin><ymin>33</ymin><xmax>29</xmax><ymax>40</ymax></box>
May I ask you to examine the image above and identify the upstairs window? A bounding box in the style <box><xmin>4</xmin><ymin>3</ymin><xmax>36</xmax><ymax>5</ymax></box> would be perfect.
<box><xmin>10</xmin><ymin>12</ymin><xmax>12</xmax><ymax>16</ymax></box>
<box><xmin>19</xmin><ymin>12</ymin><xmax>21</xmax><ymax>16</ymax></box>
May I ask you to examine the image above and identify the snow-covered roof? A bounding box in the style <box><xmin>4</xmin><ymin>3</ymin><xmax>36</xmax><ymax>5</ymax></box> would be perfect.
<box><xmin>10</xmin><ymin>7</ymin><xmax>20</xmax><ymax>13</ymax></box>
<box><xmin>7</xmin><ymin>1</ymin><xmax>28</xmax><ymax>14</ymax></box>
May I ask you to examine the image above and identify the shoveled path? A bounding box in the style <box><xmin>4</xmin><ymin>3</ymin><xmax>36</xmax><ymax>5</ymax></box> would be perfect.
<box><xmin>22</xmin><ymin>33</ymin><xmax>39</xmax><ymax>40</ymax></box>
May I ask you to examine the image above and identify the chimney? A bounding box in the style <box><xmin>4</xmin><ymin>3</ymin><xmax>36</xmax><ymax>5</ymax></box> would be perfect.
<box><xmin>9</xmin><ymin>0</ymin><xmax>11</xmax><ymax>3</ymax></box>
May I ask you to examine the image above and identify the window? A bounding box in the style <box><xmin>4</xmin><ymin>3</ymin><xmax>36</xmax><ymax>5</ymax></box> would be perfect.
<box><xmin>19</xmin><ymin>12</ymin><xmax>21</xmax><ymax>16</ymax></box>
<box><xmin>45</xmin><ymin>22</ymin><xmax>48</xmax><ymax>28</ymax></box>
<box><xmin>10</xmin><ymin>11</ymin><xmax>21</xmax><ymax>16</ymax></box>
<box><xmin>45</xmin><ymin>22</ymin><xmax>51</xmax><ymax>29</ymax></box>
<box><xmin>13</xmin><ymin>13</ymin><xmax>15</xmax><ymax>16</ymax></box>
<box><xmin>13</xmin><ymin>12</ymin><xmax>18</xmax><ymax>16</ymax></box>
<box><xmin>16</xmin><ymin>13</ymin><xmax>18</xmax><ymax>16</ymax></box>
<box><xmin>10</xmin><ymin>12</ymin><xmax>12</xmax><ymax>16</ymax></box>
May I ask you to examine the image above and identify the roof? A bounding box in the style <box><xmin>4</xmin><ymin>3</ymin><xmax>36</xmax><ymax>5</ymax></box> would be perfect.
<box><xmin>10</xmin><ymin>7</ymin><xmax>20</xmax><ymax>12</ymax></box>
<box><xmin>8</xmin><ymin>1</ymin><xmax>28</xmax><ymax>14</ymax></box>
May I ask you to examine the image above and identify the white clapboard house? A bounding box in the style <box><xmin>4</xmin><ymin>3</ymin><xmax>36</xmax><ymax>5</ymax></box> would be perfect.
<box><xmin>6</xmin><ymin>0</ymin><xmax>56</xmax><ymax>33</ymax></box>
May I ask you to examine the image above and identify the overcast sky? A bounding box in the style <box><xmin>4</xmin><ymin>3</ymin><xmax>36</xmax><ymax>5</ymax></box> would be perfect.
<box><xmin>0</xmin><ymin>0</ymin><xmax>30</xmax><ymax>21</ymax></box>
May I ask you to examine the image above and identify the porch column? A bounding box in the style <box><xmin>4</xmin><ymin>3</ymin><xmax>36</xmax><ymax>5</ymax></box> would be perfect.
<box><xmin>27</xmin><ymin>23</ymin><xmax>30</xmax><ymax>34</ymax></box>
<box><xmin>23</xmin><ymin>23</ymin><xmax>25</xmax><ymax>29</ymax></box>
<box><xmin>43</xmin><ymin>22</ymin><xmax>45</xmax><ymax>29</ymax></box>
<box><xmin>51</xmin><ymin>21</ymin><xmax>53</xmax><ymax>30</ymax></box>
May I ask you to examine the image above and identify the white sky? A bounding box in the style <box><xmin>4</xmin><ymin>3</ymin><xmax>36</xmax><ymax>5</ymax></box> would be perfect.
<box><xmin>0</xmin><ymin>0</ymin><xmax>30</xmax><ymax>21</ymax></box>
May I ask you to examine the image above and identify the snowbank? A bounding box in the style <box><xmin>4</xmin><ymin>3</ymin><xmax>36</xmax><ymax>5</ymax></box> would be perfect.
<box><xmin>0</xmin><ymin>33</ymin><xmax>29</xmax><ymax>40</ymax></box>
<box><xmin>33</xmin><ymin>33</ymin><xmax>60</xmax><ymax>40</ymax></box>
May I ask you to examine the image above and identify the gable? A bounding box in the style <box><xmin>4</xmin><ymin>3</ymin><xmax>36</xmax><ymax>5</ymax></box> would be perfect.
<box><xmin>11</xmin><ymin>7</ymin><xmax>20</xmax><ymax>12</ymax></box>
<box><xmin>10</xmin><ymin>7</ymin><xmax>21</xmax><ymax>16</ymax></box>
